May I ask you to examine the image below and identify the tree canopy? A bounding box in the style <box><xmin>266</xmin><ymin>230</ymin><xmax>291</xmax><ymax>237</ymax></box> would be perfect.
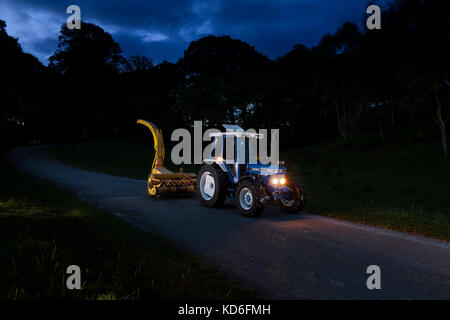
<box><xmin>49</xmin><ymin>22</ymin><xmax>125</xmax><ymax>77</ymax></box>
<box><xmin>0</xmin><ymin>0</ymin><xmax>448</xmax><ymax>157</ymax></box>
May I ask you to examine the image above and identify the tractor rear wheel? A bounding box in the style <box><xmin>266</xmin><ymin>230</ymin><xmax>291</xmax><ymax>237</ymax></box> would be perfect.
<box><xmin>279</xmin><ymin>179</ymin><xmax>307</xmax><ymax>213</ymax></box>
<box><xmin>235</xmin><ymin>180</ymin><xmax>265</xmax><ymax>217</ymax></box>
<box><xmin>197</xmin><ymin>164</ymin><xmax>227</xmax><ymax>208</ymax></box>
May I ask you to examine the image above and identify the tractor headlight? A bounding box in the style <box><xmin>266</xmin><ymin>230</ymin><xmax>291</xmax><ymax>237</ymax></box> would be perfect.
<box><xmin>271</xmin><ymin>176</ymin><xmax>286</xmax><ymax>185</ymax></box>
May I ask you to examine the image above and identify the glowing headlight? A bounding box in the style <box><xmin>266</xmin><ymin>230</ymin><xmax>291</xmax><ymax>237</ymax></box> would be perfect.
<box><xmin>272</xmin><ymin>178</ymin><xmax>279</xmax><ymax>185</ymax></box>
<box><xmin>280</xmin><ymin>178</ymin><xmax>286</xmax><ymax>185</ymax></box>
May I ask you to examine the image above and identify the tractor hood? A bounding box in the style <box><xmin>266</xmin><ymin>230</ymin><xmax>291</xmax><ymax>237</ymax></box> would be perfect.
<box><xmin>247</xmin><ymin>163</ymin><xmax>286</xmax><ymax>176</ymax></box>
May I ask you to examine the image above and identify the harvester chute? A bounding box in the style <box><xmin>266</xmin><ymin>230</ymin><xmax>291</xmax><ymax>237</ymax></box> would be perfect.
<box><xmin>137</xmin><ymin>119</ymin><xmax>196</xmax><ymax>196</ymax></box>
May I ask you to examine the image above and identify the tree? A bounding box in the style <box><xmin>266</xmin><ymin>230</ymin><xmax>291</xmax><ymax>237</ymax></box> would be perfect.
<box><xmin>49</xmin><ymin>22</ymin><xmax>125</xmax><ymax>76</ymax></box>
<box><xmin>126</xmin><ymin>55</ymin><xmax>154</xmax><ymax>73</ymax></box>
<box><xmin>312</xmin><ymin>22</ymin><xmax>365</xmax><ymax>144</ymax></box>
<box><xmin>0</xmin><ymin>19</ymin><xmax>53</xmax><ymax>146</ymax></box>
<box><xmin>49</xmin><ymin>22</ymin><xmax>127</xmax><ymax>138</ymax></box>
<box><xmin>177</xmin><ymin>36</ymin><xmax>270</xmax><ymax>128</ymax></box>
<box><xmin>391</xmin><ymin>0</ymin><xmax>449</xmax><ymax>158</ymax></box>
<box><xmin>124</xmin><ymin>60</ymin><xmax>185</xmax><ymax>137</ymax></box>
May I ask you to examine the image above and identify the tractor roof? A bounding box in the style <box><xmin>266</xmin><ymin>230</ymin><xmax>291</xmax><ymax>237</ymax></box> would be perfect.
<box><xmin>209</xmin><ymin>132</ymin><xmax>264</xmax><ymax>138</ymax></box>
<box><xmin>222</xmin><ymin>124</ymin><xmax>244</xmax><ymax>131</ymax></box>
<box><xmin>208</xmin><ymin>124</ymin><xmax>264</xmax><ymax>138</ymax></box>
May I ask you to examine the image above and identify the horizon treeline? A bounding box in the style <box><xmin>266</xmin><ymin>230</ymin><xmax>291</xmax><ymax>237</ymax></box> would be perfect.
<box><xmin>0</xmin><ymin>0</ymin><xmax>448</xmax><ymax>158</ymax></box>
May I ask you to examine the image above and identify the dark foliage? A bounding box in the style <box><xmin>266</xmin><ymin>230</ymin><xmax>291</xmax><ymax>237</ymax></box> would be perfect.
<box><xmin>0</xmin><ymin>0</ymin><xmax>448</xmax><ymax>156</ymax></box>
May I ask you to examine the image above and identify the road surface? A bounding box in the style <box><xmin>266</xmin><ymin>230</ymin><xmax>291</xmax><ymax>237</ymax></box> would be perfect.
<box><xmin>7</xmin><ymin>146</ymin><xmax>450</xmax><ymax>299</ymax></box>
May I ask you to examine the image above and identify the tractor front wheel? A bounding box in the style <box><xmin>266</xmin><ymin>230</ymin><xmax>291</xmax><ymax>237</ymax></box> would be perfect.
<box><xmin>235</xmin><ymin>180</ymin><xmax>265</xmax><ymax>217</ymax></box>
<box><xmin>279</xmin><ymin>179</ymin><xmax>307</xmax><ymax>213</ymax></box>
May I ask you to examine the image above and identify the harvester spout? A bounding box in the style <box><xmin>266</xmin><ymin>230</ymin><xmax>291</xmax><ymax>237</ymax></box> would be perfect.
<box><xmin>137</xmin><ymin>119</ymin><xmax>165</xmax><ymax>170</ymax></box>
<box><xmin>137</xmin><ymin>119</ymin><xmax>196</xmax><ymax>196</ymax></box>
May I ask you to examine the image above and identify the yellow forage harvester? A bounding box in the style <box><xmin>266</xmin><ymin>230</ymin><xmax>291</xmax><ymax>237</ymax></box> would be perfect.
<box><xmin>137</xmin><ymin>119</ymin><xmax>197</xmax><ymax>196</ymax></box>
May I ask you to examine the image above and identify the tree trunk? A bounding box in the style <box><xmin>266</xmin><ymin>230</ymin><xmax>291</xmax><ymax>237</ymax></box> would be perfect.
<box><xmin>441</xmin><ymin>127</ymin><xmax>448</xmax><ymax>160</ymax></box>
<box><xmin>434</xmin><ymin>91</ymin><xmax>448</xmax><ymax>160</ymax></box>
<box><xmin>378</xmin><ymin>125</ymin><xmax>386</xmax><ymax>144</ymax></box>
<box><xmin>334</xmin><ymin>97</ymin><xmax>349</xmax><ymax>144</ymax></box>
<box><xmin>376</xmin><ymin>102</ymin><xmax>386</xmax><ymax>144</ymax></box>
<box><xmin>338</xmin><ymin>81</ymin><xmax>351</xmax><ymax>143</ymax></box>
<box><xmin>390</xmin><ymin>94</ymin><xmax>395</xmax><ymax>126</ymax></box>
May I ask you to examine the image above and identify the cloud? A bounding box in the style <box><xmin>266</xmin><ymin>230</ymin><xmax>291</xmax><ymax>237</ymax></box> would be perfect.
<box><xmin>0</xmin><ymin>0</ymin><xmax>386</xmax><ymax>65</ymax></box>
<box><xmin>205</xmin><ymin>0</ymin><xmax>372</xmax><ymax>56</ymax></box>
<box><xmin>0</xmin><ymin>1</ymin><xmax>62</xmax><ymax>63</ymax></box>
<box><xmin>134</xmin><ymin>30</ymin><xmax>168</xmax><ymax>43</ymax></box>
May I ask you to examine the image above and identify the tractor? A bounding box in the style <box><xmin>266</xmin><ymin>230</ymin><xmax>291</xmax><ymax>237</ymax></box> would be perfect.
<box><xmin>197</xmin><ymin>124</ymin><xmax>307</xmax><ymax>217</ymax></box>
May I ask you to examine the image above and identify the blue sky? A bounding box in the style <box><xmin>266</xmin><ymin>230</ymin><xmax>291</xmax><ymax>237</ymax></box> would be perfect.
<box><xmin>0</xmin><ymin>0</ymin><xmax>383</xmax><ymax>65</ymax></box>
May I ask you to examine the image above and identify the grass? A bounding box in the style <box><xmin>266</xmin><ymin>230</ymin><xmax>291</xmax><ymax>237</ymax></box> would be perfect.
<box><xmin>49</xmin><ymin>136</ymin><xmax>155</xmax><ymax>180</ymax></box>
<box><xmin>0</xmin><ymin>159</ymin><xmax>258</xmax><ymax>300</ymax></box>
<box><xmin>49</xmin><ymin>136</ymin><xmax>199</xmax><ymax>180</ymax></box>
<box><xmin>284</xmin><ymin>138</ymin><xmax>450</xmax><ymax>240</ymax></box>
<box><xmin>50</xmin><ymin>135</ymin><xmax>450</xmax><ymax>241</ymax></box>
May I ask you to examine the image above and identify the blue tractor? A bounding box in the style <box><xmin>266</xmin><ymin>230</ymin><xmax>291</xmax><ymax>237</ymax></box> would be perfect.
<box><xmin>197</xmin><ymin>124</ymin><xmax>307</xmax><ymax>217</ymax></box>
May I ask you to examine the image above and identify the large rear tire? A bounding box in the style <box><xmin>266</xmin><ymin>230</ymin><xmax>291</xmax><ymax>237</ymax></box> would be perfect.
<box><xmin>279</xmin><ymin>179</ymin><xmax>307</xmax><ymax>213</ymax></box>
<box><xmin>197</xmin><ymin>164</ymin><xmax>227</xmax><ymax>208</ymax></box>
<box><xmin>235</xmin><ymin>180</ymin><xmax>265</xmax><ymax>217</ymax></box>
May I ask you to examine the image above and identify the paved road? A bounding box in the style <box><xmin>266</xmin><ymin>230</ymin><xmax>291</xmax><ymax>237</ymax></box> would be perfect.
<box><xmin>7</xmin><ymin>146</ymin><xmax>450</xmax><ymax>299</ymax></box>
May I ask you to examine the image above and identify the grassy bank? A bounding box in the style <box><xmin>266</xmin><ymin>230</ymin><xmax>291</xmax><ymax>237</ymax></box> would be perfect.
<box><xmin>285</xmin><ymin>139</ymin><xmax>450</xmax><ymax>240</ymax></box>
<box><xmin>49</xmin><ymin>136</ymin><xmax>198</xmax><ymax>180</ymax></box>
<box><xmin>51</xmin><ymin>136</ymin><xmax>450</xmax><ymax>240</ymax></box>
<box><xmin>0</xmin><ymin>159</ymin><xmax>258</xmax><ymax>299</ymax></box>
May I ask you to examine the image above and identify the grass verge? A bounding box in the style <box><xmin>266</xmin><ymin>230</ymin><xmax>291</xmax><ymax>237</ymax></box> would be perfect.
<box><xmin>285</xmin><ymin>138</ymin><xmax>449</xmax><ymax>240</ymax></box>
<box><xmin>0</xmin><ymin>158</ymin><xmax>258</xmax><ymax>299</ymax></box>
<box><xmin>49</xmin><ymin>136</ymin><xmax>198</xmax><ymax>180</ymax></box>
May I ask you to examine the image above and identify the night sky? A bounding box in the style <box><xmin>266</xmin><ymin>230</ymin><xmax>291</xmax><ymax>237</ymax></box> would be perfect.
<box><xmin>0</xmin><ymin>0</ymin><xmax>383</xmax><ymax>65</ymax></box>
